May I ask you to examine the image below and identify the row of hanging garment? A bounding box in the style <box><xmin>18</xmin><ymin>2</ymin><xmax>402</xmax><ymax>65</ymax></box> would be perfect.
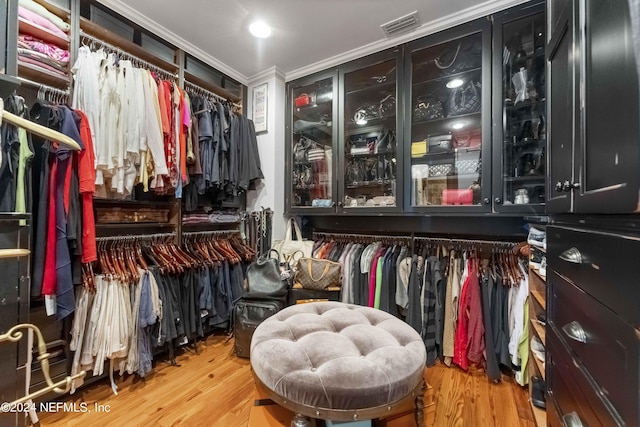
<box><xmin>312</xmin><ymin>235</ymin><xmax>529</xmax><ymax>384</ymax></box>
<box><xmin>0</xmin><ymin>93</ymin><xmax>97</xmax><ymax>320</ymax></box>
<box><xmin>71</xmin><ymin>44</ymin><xmax>264</xmax><ymax>201</ymax></box>
<box><xmin>69</xmin><ymin>232</ymin><xmax>255</xmax><ymax>394</ymax></box>
<box><xmin>182</xmin><ymin>94</ymin><xmax>264</xmax><ymax>211</ymax></box>
<box><xmin>72</xmin><ymin>44</ymin><xmax>183</xmax><ymax>198</ymax></box>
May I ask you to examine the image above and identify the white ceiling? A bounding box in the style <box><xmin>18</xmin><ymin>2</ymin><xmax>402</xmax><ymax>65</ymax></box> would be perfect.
<box><xmin>100</xmin><ymin>0</ymin><xmax>527</xmax><ymax>84</ymax></box>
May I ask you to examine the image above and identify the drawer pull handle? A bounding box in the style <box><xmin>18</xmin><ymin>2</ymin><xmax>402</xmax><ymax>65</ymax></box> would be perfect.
<box><xmin>562</xmin><ymin>321</ymin><xmax>589</xmax><ymax>343</ymax></box>
<box><xmin>562</xmin><ymin>411</ymin><xmax>584</xmax><ymax>427</ymax></box>
<box><xmin>559</xmin><ymin>247</ymin><xmax>584</xmax><ymax>264</ymax></box>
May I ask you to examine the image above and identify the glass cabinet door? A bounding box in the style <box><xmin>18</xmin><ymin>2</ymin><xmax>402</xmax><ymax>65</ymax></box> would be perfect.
<box><xmin>342</xmin><ymin>57</ymin><xmax>399</xmax><ymax>210</ymax></box>
<box><xmin>408</xmin><ymin>29</ymin><xmax>488</xmax><ymax>210</ymax></box>
<box><xmin>496</xmin><ymin>8</ymin><xmax>546</xmax><ymax>210</ymax></box>
<box><xmin>289</xmin><ymin>76</ymin><xmax>336</xmax><ymax>210</ymax></box>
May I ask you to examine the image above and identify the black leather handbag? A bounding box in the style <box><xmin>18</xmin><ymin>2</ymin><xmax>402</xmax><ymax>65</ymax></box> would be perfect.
<box><xmin>244</xmin><ymin>249</ymin><xmax>288</xmax><ymax>300</ymax></box>
<box><xmin>447</xmin><ymin>80</ymin><xmax>481</xmax><ymax>116</ymax></box>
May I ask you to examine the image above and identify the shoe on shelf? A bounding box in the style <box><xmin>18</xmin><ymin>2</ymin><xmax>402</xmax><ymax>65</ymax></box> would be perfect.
<box><xmin>531</xmin><ymin>336</ymin><xmax>545</xmax><ymax>362</ymax></box>
<box><xmin>539</xmin><ymin>256</ymin><xmax>547</xmax><ymax>279</ymax></box>
<box><xmin>531</xmin><ymin>376</ymin><xmax>546</xmax><ymax>409</ymax></box>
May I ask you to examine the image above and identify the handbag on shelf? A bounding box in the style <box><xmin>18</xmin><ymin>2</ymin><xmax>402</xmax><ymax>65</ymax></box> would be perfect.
<box><xmin>295</xmin><ymin>93</ymin><xmax>314</xmax><ymax>108</ymax></box>
<box><xmin>411</xmin><ymin>140</ymin><xmax>428</xmax><ymax>157</ymax></box>
<box><xmin>293</xmin><ymin>137</ymin><xmax>311</xmax><ymax>163</ymax></box>
<box><xmin>447</xmin><ymin>80</ymin><xmax>481</xmax><ymax>117</ymax></box>
<box><xmin>413</xmin><ymin>94</ymin><xmax>444</xmax><ymax>121</ymax></box>
<box><xmin>374</xmin><ymin>129</ymin><xmax>396</xmax><ymax>154</ymax></box>
<box><xmin>452</xmin><ymin>128</ymin><xmax>482</xmax><ymax>150</ymax></box>
<box><xmin>295</xmin><ymin>257</ymin><xmax>342</xmax><ymax>290</ymax></box>
<box><xmin>378</xmin><ymin>94</ymin><xmax>396</xmax><ymax>118</ymax></box>
<box><xmin>271</xmin><ymin>218</ymin><xmax>314</xmax><ymax>269</ymax></box>
<box><xmin>442</xmin><ymin>189</ymin><xmax>474</xmax><ymax>205</ymax></box>
<box><xmin>244</xmin><ymin>249</ymin><xmax>289</xmax><ymax>300</ymax></box>
<box><xmin>353</xmin><ymin>104</ymin><xmax>380</xmax><ymax>123</ymax></box>
<box><xmin>306</xmin><ymin>143</ymin><xmax>325</xmax><ymax>162</ymax></box>
<box><xmin>427</xmin><ymin>134</ymin><xmax>453</xmax><ymax>153</ymax></box>
<box><xmin>434</xmin><ymin>39</ymin><xmax>483</xmax><ymax>76</ymax></box>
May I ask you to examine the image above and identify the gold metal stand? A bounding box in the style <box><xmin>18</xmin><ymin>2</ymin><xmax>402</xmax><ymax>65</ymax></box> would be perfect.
<box><xmin>1</xmin><ymin>323</ymin><xmax>86</xmax><ymax>405</ymax></box>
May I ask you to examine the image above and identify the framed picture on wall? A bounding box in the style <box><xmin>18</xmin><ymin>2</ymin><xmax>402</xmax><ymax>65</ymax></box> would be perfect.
<box><xmin>252</xmin><ymin>83</ymin><xmax>268</xmax><ymax>134</ymax></box>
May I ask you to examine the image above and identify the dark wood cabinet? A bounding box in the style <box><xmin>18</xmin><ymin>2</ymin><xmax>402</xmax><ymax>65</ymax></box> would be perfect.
<box><xmin>546</xmin><ymin>1</ymin><xmax>575</xmax><ymax>212</ymax></box>
<box><xmin>492</xmin><ymin>3</ymin><xmax>547</xmax><ymax>213</ymax></box>
<box><xmin>547</xmin><ymin>223</ymin><xmax>639</xmax><ymax>426</ymax></box>
<box><xmin>285</xmin><ymin>2</ymin><xmax>549</xmax><ymax>216</ymax></box>
<box><xmin>546</xmin><ymin>0</ymin><xmax>640</xmax><ymax>213</ymax></box>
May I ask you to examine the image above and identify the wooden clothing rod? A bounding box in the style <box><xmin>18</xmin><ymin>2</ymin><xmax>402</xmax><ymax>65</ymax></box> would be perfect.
<box><xmin>79</xmin><ymin>31</ymin><xmax>179</xmax><ymax>80</ymax></box>
<box><xmin>313</xmin><ymin>231</ymin><xmax>412</xmax><ymax>242</ymax></box>
<box><xmin>184</xmin><ymin>80</ymin><xmax>242</xmax><ymax>109</ymax></box>
<box><xmin>183</xmin><ymin>230</ymin><xmax>240</xmax><ymax>238</ymax></box>
<box><xmin>313</xmin><ymin>231</ymin><xmax>520</xmax><ymax>249</ymax></box>
<box><xmin>96</xmin><ymin>232</ymin><xmax>176</xmax><ymax>243</ymax></box>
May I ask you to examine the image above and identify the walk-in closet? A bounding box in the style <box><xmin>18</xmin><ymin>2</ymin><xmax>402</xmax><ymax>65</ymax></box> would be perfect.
<box><xmin>0</xmin><ymin>0</ymin><xmax>638</xmax><ymax>426</ymax></box>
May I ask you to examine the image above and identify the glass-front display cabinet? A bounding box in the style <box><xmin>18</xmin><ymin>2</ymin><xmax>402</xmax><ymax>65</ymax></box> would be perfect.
<box><xmin>339</xmin><ymin>51</ymin><xmax>402</xmax><ymax>211</ymax></box>
<box><xmin>286</xmin><ymin>72</ymin><xmax>338</xmax><ymax>213</ymax></box>
<box><xmin>405</xmin><ymin>20</ymin><xmax>492</xmax><ymax>212</ymax></box>
<box><xmin>493</xmin><ymin>3</ymin><xmax>546</xmax><ymax>212</ymax></box>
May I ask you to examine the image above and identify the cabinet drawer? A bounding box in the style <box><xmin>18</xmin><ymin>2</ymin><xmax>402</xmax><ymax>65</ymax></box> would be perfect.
<box><xmin>547</xmin><ymin>328</ymin><xmax>622</xmax><ymax>426</ymax></box>
<box><xmin>548</xmin><ymin>226</ymin><xmax>640</xmax><ymax>326</ymax></box>
<box><xmin>549</xmin><ymin>270</ymin><xmax>638</xmax><ymax>425</ymax></box>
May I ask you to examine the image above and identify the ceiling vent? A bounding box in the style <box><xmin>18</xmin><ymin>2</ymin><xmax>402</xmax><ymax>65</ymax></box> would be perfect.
<box><xmin>380</xmin><ymin>11</ymin><xmax>420</xmax><ymax>38</ymax></box>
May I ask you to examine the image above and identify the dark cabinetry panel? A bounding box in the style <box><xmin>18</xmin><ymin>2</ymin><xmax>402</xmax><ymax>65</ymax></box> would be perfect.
<box><xmin>547</xmin><ymin>224</ymin><xmax>640</xmax><ymax>426</ymax></box>
<box><xmin>547</xmin><ymin>0</ymin><xmax>640</xmax><ymax>213</ymax></box>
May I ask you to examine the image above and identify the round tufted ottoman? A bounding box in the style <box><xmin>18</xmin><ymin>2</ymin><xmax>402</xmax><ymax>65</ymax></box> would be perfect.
<box><xmin>250</xmin><ymin>302</ymin><xmax>427</xmax><ymax>423</ymax></box>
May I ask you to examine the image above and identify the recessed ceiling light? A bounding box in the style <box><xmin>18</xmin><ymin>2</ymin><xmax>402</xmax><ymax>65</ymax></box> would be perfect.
<box><xmin>451</xmin><ymin>122</ymin><xmax>465</xmax><ymax>130</ymax></box>
<box><xmin>249</xmin><ymin>21</ymin><xmax>272</xmax><ymax>38</ymax></box>
<box><xmin>446</xmin><ymin>78</ymin><xmax>464</xmax><ymax>89</ymax></box>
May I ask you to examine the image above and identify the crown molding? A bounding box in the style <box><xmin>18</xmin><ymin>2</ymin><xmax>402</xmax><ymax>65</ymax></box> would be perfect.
<box><xmin>285</xmin><ymin>0</ymin><xmax>529</xmax><ymax>81</ymax></box>
<box><xmin>248</xmin><ymin>66</ymin><xmax>285</xmax><ymax>85</ymax></box>
<box><xmin>97</xmin><ymin>0</ymin><xmax>249</xmax><ymax>85</ymax></box>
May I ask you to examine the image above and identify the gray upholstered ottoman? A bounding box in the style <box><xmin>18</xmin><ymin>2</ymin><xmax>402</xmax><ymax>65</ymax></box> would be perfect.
<box><xmin>250</xmin><ymin>302</ymin><xmax>427</xmax><ymax>424</ymax></box>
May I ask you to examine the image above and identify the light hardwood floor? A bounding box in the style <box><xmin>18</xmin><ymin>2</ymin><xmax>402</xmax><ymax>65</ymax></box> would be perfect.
<box><xmin>37</xmin><ymin>332</ymin><xmax>534</xmax><ymax>427</ymax></box>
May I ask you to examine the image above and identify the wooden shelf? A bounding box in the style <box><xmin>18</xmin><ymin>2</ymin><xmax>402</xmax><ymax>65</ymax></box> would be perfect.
<box><xmin>18</xmin><ymin>61</ymin><xmax>69</xmax><ymax>89</ymax></box>
<box><xmin>530</xmin><ymin>267</ymin><xmax>546</xmax><ymax>284</ymax></box>
<box><xmin>530</xmin><ymin>318</ymin><xmax>546</xmax><ymax>346</ymax></box>
<box><xmin>184</xmin><ymin>70</ymin><xmax>242</xmax><ymax>103</ymax></box>
<box><xmin>531</xmin><ymin>289</ymin><xmax>546</xmax><ymax>311</ymax></box>
<box><xmin>80</xmin><ymin>18</ymin><xmax>179</xmax><ymax>75</ymax></box>
<box><xmin>530</xmin><ymin>348</ymin><xmax>545</xmax><ymax>381</ymax></box>
<box><xmin>19</xmin><ymin>17</ymin><xmax>69</xmax><ymax>47</ymax></box>
<box><xmin>530</xmin><ymin>400</ymin><xmax>546</xmax><ymax>427</ymax></box>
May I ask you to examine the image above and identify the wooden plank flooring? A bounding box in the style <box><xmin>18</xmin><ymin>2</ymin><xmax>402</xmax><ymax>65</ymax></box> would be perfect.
<box><xmin>37</xmin><ymin>333</ymin><xmax>534</xmax><ymax>427</ymax></box>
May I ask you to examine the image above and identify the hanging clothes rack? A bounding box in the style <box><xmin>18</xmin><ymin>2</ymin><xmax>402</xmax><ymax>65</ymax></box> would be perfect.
<box><xmin>17</xmin><ymin>77</ymin><xmax>70</xmax><ymax>101</ymax></box>
<box><xmin>78</xmin><ymin>31</ymin><xmax>179</xmax><ymax>81</ymax></box>
<box><xmin>183</xmin><ymin>229</ymin><xmax>241</xmax><ymax>240</ymax></box>
<box><xmin>95</xmin><ymin>232</ymin><xmax>176</xmax><ymax>244</ymax></box>
<box><xmin>184</xmin><ymin>79</ymin><xmax>243</xmax><ymax>112</ymax></box>
<box><xmin>184</xmin><ymin>79</ymin><xmax>228</xmax><ymax>103</ymax></box>
<box><xmin>0</xmin><ymin>98</ymin><xmax>81</xmax><ymax>151</ymax></box>
<box><xmin>413</xmin><ymin>236</ymin><xmax>520</xmax><ymax>252</ymax></box>
<box><xmin>312</xmin><ymin>231</ymin><xmax>521</xmax><ymax>252</ymax></box>
<box><xmin>313</xmin><ymin>231</ymin><xmax>413</xmax><ymax>243</ymax></box>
